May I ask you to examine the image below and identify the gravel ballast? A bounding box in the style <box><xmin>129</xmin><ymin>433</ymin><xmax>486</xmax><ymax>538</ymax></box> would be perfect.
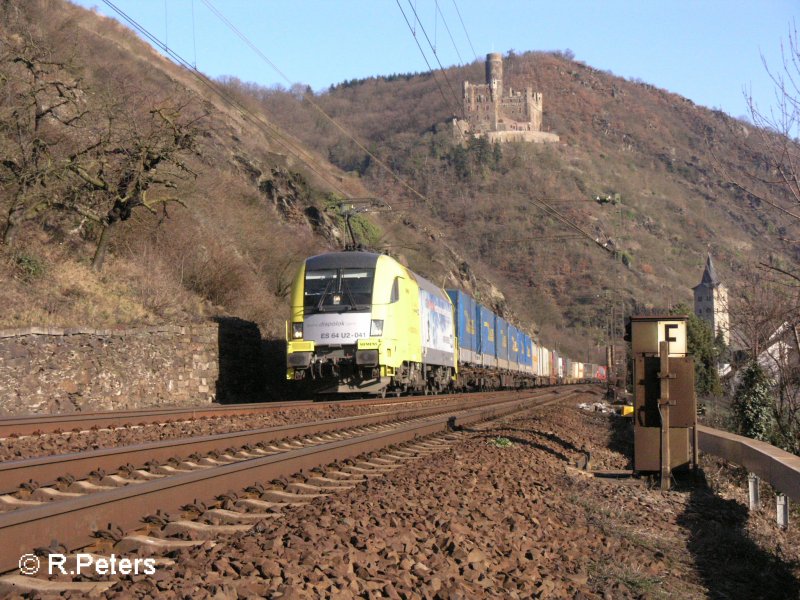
<box><xmin>14</xmin><ymin>393</ymin><xmax>800</xmax><ymax>598</ymax></box>
<box><xmin>0</xmin><ymin>399</ymin><xmax>454</xmax><ymax>462</ymax></box>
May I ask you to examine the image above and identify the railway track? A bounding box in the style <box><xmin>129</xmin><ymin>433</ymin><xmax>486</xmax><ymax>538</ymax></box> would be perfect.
<box><xmin>0</xmin><ymin>386</ymin><xmax>588</xmax><ymax>588</ymax></box>
<box><xmin>0</xmin><ymin>392</ymin><xmax>479</xmax><ymax>438</ymax></box>
<box><xmin>0</xmin><ymin>390</ymin><xmax>534</xmax><ymax>496</ymax></box>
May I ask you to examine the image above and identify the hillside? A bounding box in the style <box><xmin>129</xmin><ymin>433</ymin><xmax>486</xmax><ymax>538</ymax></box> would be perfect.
<box><xmin>250</xmin><ymin>51</ymin><xmax>797</xmax><ymax>356</ymax></box>
<box><xmin>1</xmin><ymin>0</ymin><xmax>795</xmax><ymax>371</ymax></box>
<box><xmin>0</xmin><ymin>0</ymin><xmax>394</xmax><ymax>338</ymax></box>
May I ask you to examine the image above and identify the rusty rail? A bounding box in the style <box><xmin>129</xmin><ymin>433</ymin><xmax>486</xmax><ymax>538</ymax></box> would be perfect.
<box><xmin>0</xmin><ymin>401</ymin><xmax>306</xmax><ymax>437</ymax></box>
<box><xmin>0</xmin><ymin>391</ymin><xmax>499</xmax><ymax>438</ymax></box>
<box><xmin>0</xmin><ymin>388</ymin><xmax>578</xmax><ymax>573</ymax></box>
<box><xmin>698</xmin><ymin>425</ymin><xmax>800</xmax><ymax>502</ymax></box>
<box><xmin>0</xmin><ymin>390</ymin><xmax>549</xmax><ymax>494</ymax></box>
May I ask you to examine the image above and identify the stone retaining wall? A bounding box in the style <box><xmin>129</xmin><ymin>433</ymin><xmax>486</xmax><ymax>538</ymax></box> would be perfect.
<box><xmin>0</xmin><ymin>319</ymin><xmax>265</xmax><ymax>415</ymax></box>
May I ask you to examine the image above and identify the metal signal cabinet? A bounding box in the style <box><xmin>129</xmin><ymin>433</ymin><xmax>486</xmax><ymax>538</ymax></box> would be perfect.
<box><xmin>630</xmin><ymin>315</ymin><xmax>697</xmax><ymax>478</ymax></box>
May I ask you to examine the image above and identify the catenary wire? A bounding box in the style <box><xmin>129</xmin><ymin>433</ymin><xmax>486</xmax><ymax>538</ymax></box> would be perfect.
<box><xmin>394</xmin><ymin>0</ymin><xmax>467</xmax><ymax>141</ymax></box>
<box><xmin>102</xmin><ymin>0</ymin><xmax>355</xmax><ymax>200</ymax></box>
<box><xmin>201</xmin><ymin>0</ymin><xmax>433</xmax><ymax>208</ymax></box>
<box><xmin>451</xmin><ymin>0</ymin><xmax>478</xmax><ymax>62</ymax></box>
<box><xmin>405</xmin><ymin>0</ymin><xmax>464</xmax><ymax>116</ymax></box>
<box><xmin>435</xmin><ymin>0</ymin><xmax>465</xmax><ymax>66</ymax></box>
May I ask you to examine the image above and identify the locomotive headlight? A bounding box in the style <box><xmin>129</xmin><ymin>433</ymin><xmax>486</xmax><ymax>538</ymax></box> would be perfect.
<box><xmin>370</xmin><ymin>319</ymin><xmax>384</xmax><ymax>337</ymax></box>
<box><xmin>291</xmin><ymin>322</ymin><xmax>303</xmax><ymax>339</ymax></box>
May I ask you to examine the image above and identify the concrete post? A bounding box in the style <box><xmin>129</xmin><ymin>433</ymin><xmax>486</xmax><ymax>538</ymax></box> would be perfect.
<box><xmin>748</xmin><ymin>473</ymin><xmax>760</xmax><ymax>511</ymax></box>
<box><xmin>776</xmin><ymin>494</ymin><xmax>789</xmax><ymax>530</ymax></box>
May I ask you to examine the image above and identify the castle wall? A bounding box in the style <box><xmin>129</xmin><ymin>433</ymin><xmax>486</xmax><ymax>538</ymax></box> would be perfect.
<box><xmin>461</xmin><ymin>53</ymin><xmax>554</xmax><ymax>143</ymax></box>
<box><xmin>486</xmin><ymin>130</ymin><xmax>560</xmax><ymax>144</ymax></box>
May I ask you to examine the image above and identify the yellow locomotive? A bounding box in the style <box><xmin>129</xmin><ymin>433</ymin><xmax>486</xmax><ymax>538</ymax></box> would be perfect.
<box><xmin>286</xmin><ymin>252</ymin><xmax>457</xmax><ymax>395</ymax></box>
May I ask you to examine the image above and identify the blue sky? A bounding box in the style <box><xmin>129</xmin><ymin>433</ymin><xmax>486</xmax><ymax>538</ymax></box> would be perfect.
<box><xmin>73</xmin><ymin>0</ymin><xmax>798</xmax><ymax>120</ymax></box>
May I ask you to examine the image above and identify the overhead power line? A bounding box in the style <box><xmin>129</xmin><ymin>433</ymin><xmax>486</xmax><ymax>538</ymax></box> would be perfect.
<box><xmin>201</xmin><ymin>0</ymin><xmax>432</xmax><ymax>209</ymax></box>
<box><xmin>394</xmin><ymin>0</ymin><xmax>461</xmax><ymax>121</ymax></box>
<box><xmin>394</xmin><ymin>0</ymin><xmax>468</xmax><ymax>141</ymax></box>
<box><xmin>106</xmin><ymin>0</ymin><xmax>614</xmax><ymax>264</ymax></box>
<box><xmin>450</xmin><ymin>0</ymin><xmax>478</xmax><ymax>62</ymax></box>
<box><xmin>404</xmin><ymin>0</ymin><xmax>464</xmax><ymax>117</ymax></box>
<box><xmin>435</xmin><ymin>0</ymin><xmax>465</xmax><ymax>66</ymax></box>
<box><xmin>528</xmin><ymin>197</ymin><xmax>617</xmax><ymax>256</ymax></box>
<box><xmin>101</xmin><ymin>0</ymin><xmax>354</xmax><ymax>200</ymax></box>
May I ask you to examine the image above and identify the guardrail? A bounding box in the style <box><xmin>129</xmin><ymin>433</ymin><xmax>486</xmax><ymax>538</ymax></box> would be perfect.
<box><xmin>698</xmin><ymin>425</ymin><xmax>800</xmax><ymax>528</ymax></box>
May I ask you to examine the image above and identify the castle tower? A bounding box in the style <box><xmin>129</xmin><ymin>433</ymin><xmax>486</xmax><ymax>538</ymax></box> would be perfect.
<box><xmin>530</xmin><ymin>91</ymin><xmax>543</xmax><ymax>131</ymax></box>
<box><xmin>692</xmin><ymin>254</ymin><xmax>730</xmax><ymax>345</ymax></box>
<box><xmin>486</xmin><ymin>52</ymin><xmax>502</xmax><ymax>130</ymax></box>
<box><xmin>486</xmin><ymin>52</ymin><xmax>503</xmax><ymax>96</ymax></box>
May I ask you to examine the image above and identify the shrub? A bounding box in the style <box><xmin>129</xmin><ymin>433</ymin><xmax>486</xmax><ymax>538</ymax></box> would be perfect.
<box><xmin>14</xmin><ymin>252</ymin><xmax>46</xmax><ymax>281</ymax></box>
<box><xmin>732</xmin><ymin>362</ymin><xmax>774</xmax><ymax>441</ymax></box>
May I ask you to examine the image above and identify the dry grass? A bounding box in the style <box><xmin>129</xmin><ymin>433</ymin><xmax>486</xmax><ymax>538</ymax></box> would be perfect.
<box><xmin>3</xmin><ymin>2</ymin><xmax>796</xmax><ymax>369</ymax></box>
<box><xmin>0</xmin><ymin>1</ymin><xmax>334</xmax><ymax>338</ymax></box>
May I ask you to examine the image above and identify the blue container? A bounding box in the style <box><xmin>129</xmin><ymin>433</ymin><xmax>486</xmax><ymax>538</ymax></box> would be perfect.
<box><xmin>446</xmin><ymin>290</ymin><xmax>478</xmax><ymax>363</ymax></box>
<box><xmin>477</xmin><ymin>304</ymin><xmax>496</xmax><ymax>362</ymax></box>
<box><xmin>495</xmin><ymin>316</ymin><xmax>509</xmax><ymax>366</ymax></box>
<box><xmin>520</xmin><ymin>332</ymin><xmax>532</xmax><ymax>370</ymax></box>
<box><xmin>519</xmin><ymin>334</ymin><xmax>527</xmax><ymax>370</ymax></box>
<box><xmin>508</xmin><ymin>325</ymin><xmax>520</xmax><ymax>368</ymax></box>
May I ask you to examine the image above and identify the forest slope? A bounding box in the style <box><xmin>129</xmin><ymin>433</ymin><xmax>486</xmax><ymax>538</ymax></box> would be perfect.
<box><xmin>1</xmin><ymin>1</ymin><xmax>795</xmax><ymax>366</ymax></box>
<box><xmin>253</xmin><ymin>50</ymin><xmax>797</xmax><ymax>357</ymax></box>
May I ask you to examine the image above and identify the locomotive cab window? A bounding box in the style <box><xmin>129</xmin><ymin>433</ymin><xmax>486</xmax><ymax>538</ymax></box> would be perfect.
<box><xmin>304</xmin><ymin>268</ymin><xmax>375</xmax><ymax>313</ymax></box>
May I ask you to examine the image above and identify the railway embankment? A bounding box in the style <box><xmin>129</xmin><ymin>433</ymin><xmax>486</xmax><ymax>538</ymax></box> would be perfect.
<box><xmin>0</xmin><ymin>392</ymin><xmax>517</xmax><ymax>461</ymax></box>
<box><xmin>4</xmin><ymin>392</ymin><xmax>794</xmax><ymax>598</ymax></box>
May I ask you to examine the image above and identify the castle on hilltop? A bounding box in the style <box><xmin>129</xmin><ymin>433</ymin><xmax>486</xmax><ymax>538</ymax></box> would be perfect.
<box><xmin>454</xmin><ymin>53</ymin><xmax>559</xmax><ymax>144</ymax></box>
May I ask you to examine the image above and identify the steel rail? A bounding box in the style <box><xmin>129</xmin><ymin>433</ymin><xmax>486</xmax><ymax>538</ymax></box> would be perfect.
<box><xmin>0</xmin><ymin>391</ymin><xmax>502</xmax><ymax>438</ymax></box>
<box><xmin>0</xmin><ymin>401</ymin><xmax>310</xmax><ymax>437</ymax></box>
<box><xmin>0</xmin><ymin>389</ymin><xmax>579</xmax><ymax>574</ymax></box>
<box><xmin>0</xmin><ymin>390</ymin><xmax>560</xmax><ymax>494</ymax></box>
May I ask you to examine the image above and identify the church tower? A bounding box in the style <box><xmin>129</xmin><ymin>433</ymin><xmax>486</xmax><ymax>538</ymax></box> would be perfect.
<box><xmin>693</xmin><ymin>255</ymin><xmax>730</xmax><ymax>345</ymax></box>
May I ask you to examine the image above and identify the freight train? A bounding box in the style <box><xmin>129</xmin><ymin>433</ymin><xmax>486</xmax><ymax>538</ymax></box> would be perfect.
<box><xmin>286</xmin><ymin>251</ymin><xmax>606</xmax><ymax>396</ymax></box>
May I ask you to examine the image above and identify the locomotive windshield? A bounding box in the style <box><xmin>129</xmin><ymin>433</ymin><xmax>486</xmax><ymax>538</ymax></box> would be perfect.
<box><xmin>304</xmin><ymin>268</ymin><xmax>375</xmax><ymax>313</ymax></box>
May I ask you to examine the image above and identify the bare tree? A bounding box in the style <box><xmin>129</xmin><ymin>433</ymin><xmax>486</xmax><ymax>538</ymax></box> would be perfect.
<box><xmin>729</xmin><ymin>266</ymin><xmax>800</xmax><ymax>450</ymax></box>
<box><xmin>0</xmin><ymin>29</ymin><xmax>205</xmax><ymax>270</ymax></box>
<box><xmin>710</xmin><ymin>24</ymin><xmax>800</xmax><ymax>284</ymax></box>
<box><xmin>745</xmin><ymin>24</ymin><xmax>800</xmax><ymax>213</ymax></box>
<box><xmin>68</xmin><ymin>89</ymin><xmax>204</xmax><ymax>270</ymax></box>
<box><xmin>0</xmin><ymin>32</ymin><xmax>90</xmax><ymax>244</ymax></box>
<box><xmin>729</xmin><ymin>268</ymin><xmax>798</xmax><ymax>361</ymax></box>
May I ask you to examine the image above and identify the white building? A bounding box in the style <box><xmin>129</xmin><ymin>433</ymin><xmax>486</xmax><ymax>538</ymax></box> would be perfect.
<box><xmin>693</xmin><ymin>255</ymin><xmax>730</xmax><ymax>346</ymax></box>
